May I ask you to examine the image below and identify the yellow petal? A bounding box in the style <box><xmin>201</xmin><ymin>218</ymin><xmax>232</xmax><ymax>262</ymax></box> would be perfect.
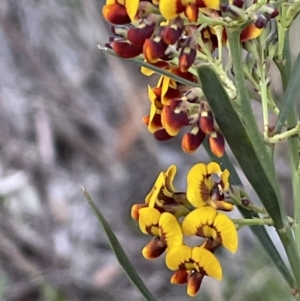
<box><xmin>148</xmin><ymin>85</ymin><xmax>157</xmax><ymax>103</ymax></box>
<box><xmin>142</xmin><ymin>66</ymin><xmax>155</xmax><ymax>76</ymax></box>
<box><xmin>201</xmin><ymin>0</ymin><xmax>220</xmax><ymax>9</ymax></box>
<box><xmin>145</xmin><ymin>171</ymin><xmax>166</xmax><ymax>206</ymax></box>
<box><xmin>165</xmin><ymin>165</ymin><xmax>177</xmax><ymax>193</ymax></box>
<box><xmin>182</xmin><ymin>207</ymin><xmax>217</xmax><ymax>236</ymax></box>
<box><xmin>207</xmin><ymin>162</ymin><xmax>222</xmax><ymax>175</ymax></box>
<box><xmin>159</xmin><ymin>0</ymin><xmax>181</xmax><ymax>20</ymax></box>
<box><xmin>213</xmin><ymin>213</ymin><xmax>238</xmax><ymax>253</ymax></box>
<box><xmin>165</xmin><ymin>245</ymin><xmax>192</xmax><ymax>270</ymax></box>
<box><xmin>138</xmin><ymin>207</ymin><xmax>161</xmax><ymax>236</ymax></box>
<box><xmin>192</xmin><ymin>247</ymin><xmax>222</xmax><ymax>280</ymax></box>
<box><xmin>221</xmin><ymin>169</ymin><xmax>230</xmax><ymax>191</ymax></box>
<box><xmin>161</xmin><ymin>76</ymin><xmax>171</xmax><ymax>99</ymax></box>
<box><xmin>187</xmin><ymin>163</ymin><xmax>211</xmax><ymax>207</ymax></box>
<box><xmin>159</xmin><ymin>212</ymin><xmax>183</xmax><ymax>247</ymax></box>
<box><xmin>125</xmin><ymin>0</ymin><xmax>139</xmax><ymax>21</ymax></box>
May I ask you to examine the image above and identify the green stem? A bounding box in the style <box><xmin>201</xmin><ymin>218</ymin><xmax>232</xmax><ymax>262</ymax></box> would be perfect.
<box><xmin>266</xmin><ymin>124</ymin><xmax>300</xmax><ymax>143</ymax></box>
<box><xmin>233</xmin><ymin>218</ymin><xmax>274</xmax><ymax>226</ymax></box>
<box><xmin>258</xmin><ymin>49</ymin><xmax>269</xmax><ymax>139</ymax></box>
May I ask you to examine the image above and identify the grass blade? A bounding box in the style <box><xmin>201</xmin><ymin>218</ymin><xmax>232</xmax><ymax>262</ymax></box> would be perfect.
<box><xmin>83</xmin><ymin>187</ymin><xmax>158</xmax><ymax>301</ymax></box>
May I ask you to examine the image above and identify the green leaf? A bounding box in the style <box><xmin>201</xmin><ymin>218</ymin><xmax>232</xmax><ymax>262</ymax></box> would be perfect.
<box><xmin>275</xmin><ymin>52</ymin><xmax>300</xmax><ymax>134</ymax></box>
<box><xmin>98</xmin><ymin>46</ymin><xmax>199</xmax><ymax>88</ymax></box>
<box><xmin>198</xmin><ymin>66</ymin><xmax>284</xmax><ymax>228</ymax></box>
<box><xmin>83</xmin><ymin>188</ymin><xmax>158</xmax><ymax>301</ymax></box>
<box><xmin>204</xmin><ymin>140</ymin><xmax>296</xmax><ymax>289</ymax></box>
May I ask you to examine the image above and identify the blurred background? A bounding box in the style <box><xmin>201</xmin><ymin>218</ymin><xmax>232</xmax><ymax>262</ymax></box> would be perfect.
<box><xmin>0</xmin><ymin>0</ymin><xmax>298</xmax><ymax>300</ymax></box>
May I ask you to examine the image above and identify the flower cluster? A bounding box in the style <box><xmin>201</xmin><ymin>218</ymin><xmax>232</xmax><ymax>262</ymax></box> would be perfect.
<box><xmin>102</xmin><ymin>0</ymin><xmax>278</xmax><ymax>156</ymax></box>
<box><xmin>131</xmin><ymin>162</ymin><xmax>238</xmax><ymax>296</ymax></box>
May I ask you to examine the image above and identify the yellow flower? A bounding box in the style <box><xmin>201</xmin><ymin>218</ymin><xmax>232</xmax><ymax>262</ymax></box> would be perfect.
<box><xmin>131</xmin><ymin>165</ymin><xmax>190</xmax><ymax>220</ymax></box>
<box><xmin>159</xmin><ymin>0</ymin><xmax>220</xmax><ymax>21</ymax></box>
<box><xmin>138</xmin><ymin>207</ymin><xmax>183</xmax><ymax>259</ymax></box>
<box><xmin>187</xmin><ymin>162</ymin><xmax>233</xmax><ymax>211</ymax></box>
<box><xmin>165</xmin><ymin>245</ymin><xmax>222</xmax><ymax>296</ymax></box>
<box><xmin>182</xmin><ymin>206</ymin><xmax>238</xmax><ymax>253</ymax></box>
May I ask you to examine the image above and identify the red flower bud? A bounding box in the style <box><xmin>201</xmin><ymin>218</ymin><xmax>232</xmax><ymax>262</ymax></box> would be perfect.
<box><xmin>102</xmin><ymin>3</ymin><xmax>131</xmax><ymax>25</ymax></box>
<box><xmin>112</xmin><ymin>40</ymin><xmax>143</xmax><ymax>58</ymax></box>
<box><xmin>209</xmin><ymin>131</ymin><xmax>225</xmax><ymax>157</ymax></box>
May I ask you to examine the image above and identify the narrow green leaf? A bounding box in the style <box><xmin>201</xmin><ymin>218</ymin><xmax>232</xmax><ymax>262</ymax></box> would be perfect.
<box><xmin>204</xmin><ymin>140</ymin><xmax>296</xmax><ymax>289</ymax></box>
<box><xmin>83</xmin><ymin>187</ymin><xmax>158</xmax><ymax>301</ymax></box>
<box><xmin>198</xmin><ymin>66</ymin><xmax>284</xmax><ymax>228</ymax></box>
<box><xmin>275</xmin><ymin>52</ymin><xmax>300</xmax><ymax>134</ymax></box>
<box><xmin>98</xmin><ymin>46</ymin><xmax>199</xmax><ymax>88</ymax></box>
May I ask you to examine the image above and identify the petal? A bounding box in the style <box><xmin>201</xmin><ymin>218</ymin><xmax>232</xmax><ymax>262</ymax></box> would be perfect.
<box><xmin>185</xmin><ymin>4</ymin><xmax>199</xmax><ymax>22</ymax></box>
<box><xmin>182</xmin><ymin>207</ymin><xmax>217</xmax><ymax>236</ymax></box>
<box><xmin>161</xmin><ymin>106</ymin><xmax>188</xmax><ymax>136</ymax></box>
<box><xmin>124</xmin><ymin>0</ymin><xmax>139</xmax><ymax>21</ymax></box>
<box><xmin>153</xmin><ymin>128</ymin><xmax>174</xmax><ymax>141</ymax></box>
<box><xmin>141</xmin><ymin>61</ymin><xmax>170</xmax><ymax>76</ymax></box>
<box><xmin>148</xmin><ymin>105</ymin><xmax>162</xmax><ymax>133</ymax></box>
<box><xmin>213</xmin><ymin>200</ymin><xmax>234</xmax><ymax>211</ymax></box>
<box><xmin>201</xmin><ymin>0</ymin><xmax>220</xmax><ymax>9</ymax></box>
<box><xmin>102</xmin><ymin>3</ymin><xmax>131</xmax><ymax>25</ymax></box>
<box><xmin>187</xmin><ymin>163</ymin><xmax>212</xmax><ymax>208</ymax></box>
<box><xmin>131</xmin><ymin>203</ymin><xmax>148</xmax><ymax>220</ymax></box>
<box><xmin>165</xmin><ymin>165</ymin><xmax>177</xmax><ymax>193</ymax></box>
<box><xmin>127</xmin><ymin>23</ymin><xmax>155</xmax><ymax>46</ymax></box>
<box><xmin>171</xmin><ymin>270</ymin><xmax>188</xmax><ymax>284</ymax></box>
<box><xmin>187</xmin><ymin>272</ymin><xmax>204</xmax><ymax>296</ymax></box>
<box><xmin>159</xmin><ymin>212</ymin><xmax>183</xmax><ymax>247</ymax></box>
<box><xmin>206</xmin><ymin>162</ymin><xmax>222</xmax><ymax>175</ymax></box>
<box><xmin>209</xmin><ymin>131</ymin><xmax>225</xmax><ymax>157</ymax></box>
<box><xmin>159</xmin><ymin>0</ymin><xmax>185</xmax><ymax>20</ymax></box>
<box><xmin>213</xmin><ymin>213</ymin><xmax>238</xmax><ymax>253</ymax></box>
<box><xmin>112</xmin><ymin>40</ymin><xmax>143</xmax><ymax>58</ymax></box>
<box><xmin>143</xmin><ymin>37</ymin><xmax>168</xmax><ymax>63</ymax></box>
<box><xmin>142</xmin><ymin>238</ymin><xmax>167</xmax><ymax>259</ymax></box>
<box><xmin>138</xmin><ymin>207</ymin><xmax>161</xmax><ymax>236</ymax></box>
<box><xmin>199</xmin><ymin>110</ymin><xmax>214</xmax><ymax>134</ymax></box>
<box><xmin>161</xmin><ymin>76</ymin><xmax>171</xmax><ymax>99</ymax></box>
<box><xmin>240</xmin><ymin>24</ymin><xmax>262</xmax><ymax>42</ymax></box>
<box><xmin>181</xmin><ymin>129</ymin><xmax>206</xmax><ymax>154</ymax></box>
<box><xmin>221</xmin><ymin>169</ymin><xmax>230</xmax><ymax>191</ymax></box>
<box><xmin>145</xmin><ymin>171</ymin><xmax>166</xmax><ymax>206</ymax></box>
<box><xmin>165</xmin><ymin>245</ymin><xmax>193</xmax><ymax>271</ymax></box>
<box><xmin>192</xmin><ymin>247</ymin><xmax>222</xmax><ymax>280</ymax></box>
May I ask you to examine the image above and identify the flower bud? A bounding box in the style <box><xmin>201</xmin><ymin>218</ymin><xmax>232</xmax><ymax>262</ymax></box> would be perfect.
<box><xmin>199</xmin><ymin>110</ymin><xmax>215</xmax><ymax>134</ymax></box>
<box><xmin>143</xmin><ymin>35</ymin><xmax>168</xmax><ymax>63</ymax></box>
<box><xmin>179</xmin><ymin>37</ymin><xmax>197</xmax><ymax>72</ymax></box>
<box><xmin>102</xmin><ymin>3</ymin><xmax>131</xmax><ymax>25</ymax></box>
<box><xmin>209</xmin><ymin>131</ymin><xmax>225</xmax><ymax>157</ymax></box>
<box><xmin>153</xmin><ymin>128</ymin><xmax>173</xmax><ymax>141</ymax></box>
<box><xmin>127</xmin><ymin>23</ymin><xmax>155</xmax><ymax>46</ymax></box>
<box><xmin>112</xmin><ymin>39</ymin><xmax>143</xmax><ymax>58</ymax></box>
<box><xmin>161</xmin><ymin>16</ymin><xmax>184</xmax><ymax>45</ymax></box>
<box><xmin>181</xmin><ymin>127</ymin><xmax>205</xmax><ymax>153</ymax></box>
<box><xmin>161</xmin><ymin>106</ymin><xmax>189</xmax><ymax>136</ymax></box>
